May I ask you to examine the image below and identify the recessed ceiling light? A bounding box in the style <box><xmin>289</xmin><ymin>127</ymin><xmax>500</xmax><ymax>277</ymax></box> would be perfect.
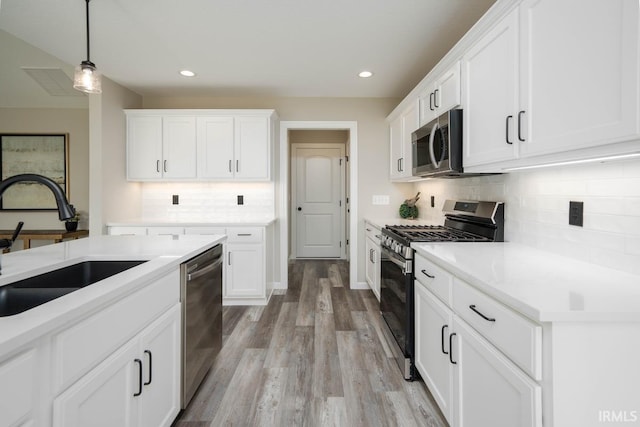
<box><xmin>180</xmin><ymin>70</ymin><xmax>196</xmax><ymax>77</ymax></box>
<box><xmin>358</xmin><ymin>71</ymin><xmax>373</xmax><ymax>78</ymax></box>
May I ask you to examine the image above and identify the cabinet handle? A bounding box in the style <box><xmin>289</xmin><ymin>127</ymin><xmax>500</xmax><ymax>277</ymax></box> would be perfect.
<box><xmin>237</xmin><ymin>233</ymin><xmax>252</xmax><ymax>236</ymax></box>
<box><xmin>133</xmin><ymin>358</ymin><xmax>143</xmax><ymax>396</ymax></box>
<box><xmin>441</xmin><ymin>325</ymin><xmax>449</xmax><ymax>355</ymax></box>
<box><xmin>366</xmin><ymin>228</ymin><xmax>372</xmax><ymax>232</ymax></box>
<box><xmin>372</xmin><ymin>250</ymin><xmax>375</xmax><ymax>264</ymax></box>
<box><xmin>163</xmin><ymin>160</ymin><xmax>167</xmax><ymax>173</ymax></box>
<box><xmin>144</xmin><ymin>350</ymin><xmax>152</xmax><ymax>386</ymax></box>
<box><xmin>433</xmin><ymin>89</ymin><xmax>439</xmax><ymax>108</ymax></box>
<box><xmin>469</xmin><ymin>304</ymin><xmax>496</xmax><ymax>322</ymax></box>
<box><xmin>397</xmin><ymin>158</ymin><xmax>401</xmax><ymax>172</ymax></box>
<box><xmin>236</xmin><ymin>160</ymin><xmax>239</xmax><ymax>173</ymax></box>
<box><xmin>421</xmin><ymin>269</ymin><xmax>435</xmax><ymax>279</ymax></box>
<box><xmin>228</xmin><ymin>252</ymin><xmax>231</xmax><ymax>265</ymax></box>
<box><xmin>429</xmin><ymin>92</ymin><xmax>435</xmax><ymax>111</ymax></box>
<box><xmin>518</xmin><ymin>110</ymin><xmax>526</xmax><ymax>142</ymax></box>
<box><xmin>505</xmin><ymin>115</ymin><xmax>513</xmax><ymax>145</ymax></box>
<box><xmin>449</xmin><ymin>333</ymin><xmax>457</xmax><ymax>364</ymax></box>
<box><xmin>229</xmin><ymin>160</ymin><xmax>232</xmax><ymax>173</ymax></box>
<box><xmin>375</xmin><ymin>235</ymin><xmax>381</xmax><ymax>239</ymax></box>
<box><xmin>156</xmin><ymin>160</ymin><xmax>160</xmax><ymax>172</ymax></box>
<box><xmin>399</xmin><ymin>158</ymin><xmax>404</xmax><ymax>172</ymax></box>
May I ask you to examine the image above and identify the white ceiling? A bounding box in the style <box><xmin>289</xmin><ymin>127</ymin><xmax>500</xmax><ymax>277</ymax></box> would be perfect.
<box><xmin>0</xmin><ymin>0</ymin><xmax>495</xmax><ymax>104</ymax></box>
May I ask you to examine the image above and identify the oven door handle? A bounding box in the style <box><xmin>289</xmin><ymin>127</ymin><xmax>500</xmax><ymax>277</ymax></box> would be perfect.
<box><xmin>428</xmin><ymin>121</ymin><xmax>440</xmax><ymax>169</ymax></box>
<box><xmin>382</xmin><ymin>247</ymin><xmax>411</xmax><ymax>273</ymax></box>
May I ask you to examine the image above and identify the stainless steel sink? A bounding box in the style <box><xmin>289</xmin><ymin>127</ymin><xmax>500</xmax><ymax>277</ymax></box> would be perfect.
<box><xmin>0</xmin><ymin>260</ymin><xmax>147</xmax><ymax>317</ymax></box>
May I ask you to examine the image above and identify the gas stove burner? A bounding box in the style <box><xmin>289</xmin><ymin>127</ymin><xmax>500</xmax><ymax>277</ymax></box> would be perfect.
<box><xmin>385</xmin><ymin>225</ymin><xmax>492</xmax><ymax>242</ymax></box>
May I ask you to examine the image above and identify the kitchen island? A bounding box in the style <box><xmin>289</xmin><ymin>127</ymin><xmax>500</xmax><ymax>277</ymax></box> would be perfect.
<box><xmin>0</xmin><ymin>234</ymin><xmax>224</xmax><ymax>427</ymax></box>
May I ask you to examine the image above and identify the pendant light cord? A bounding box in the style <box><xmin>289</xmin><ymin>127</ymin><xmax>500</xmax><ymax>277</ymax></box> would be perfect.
<box><xmin>85</xmin><ymin>0</ymin><xmax>91</xmax><ymax>63</ymax></box>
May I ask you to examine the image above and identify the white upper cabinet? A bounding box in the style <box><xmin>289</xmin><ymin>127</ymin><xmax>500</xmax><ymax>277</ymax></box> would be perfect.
<box><xmin>462</xmin><ymin>9</ymin><xmax>520</xmax><ymax>167</ymax></box>
<box><xmin>235</xmin><ymin>116</ymin><xmax>270</xmax><ymax>180</ymax></box>
<box><xmin>518</xmin><ymin>0</ymin><xmax>639</xmax><ymax>157</ymax></box>
<box><xmin>127</xmin><ymin>110</ymin><xmax>276</xmax><ymax>182</ymax></box>
<box><xmin>389</xmin><ymin>101</ymin><xmax>419</xmax><ymax>181</ymax></box>
<box><xmin>463</xmin><ymin>0</ymin><xmax>640</xmax><ymax>171</ymax></box>
<box><xmin>420</xmin><ymin>61</ymin><xmax>462</xmax><ymax>125</ymax></box>
<box><xmin>162</xmin><ymin>117</ymin><xmax>197</xmax><ymax>179</ymax></box>
<box><xmin>196</xmin><ymin>117</ymin><xmax>235</xmax><ymax>179</ymax></box>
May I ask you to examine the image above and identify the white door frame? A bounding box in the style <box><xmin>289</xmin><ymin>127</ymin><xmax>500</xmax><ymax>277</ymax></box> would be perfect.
<box><xmin>291</xmin><ymin>143</ymin><xmax>346</xmax><ymax>259</ymax></box>
<box><xmin>279</xmin><ymin>121</ymin><xmax>358</xmax><ymax>289</ymax></box>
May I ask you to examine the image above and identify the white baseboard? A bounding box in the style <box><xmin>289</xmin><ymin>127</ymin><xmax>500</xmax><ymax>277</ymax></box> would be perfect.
<box><xmin>271</xmin><ymin>281</ymin><xmax>285</xmax><ymax>290</ymax></box>
<box><xmin>351</xmin><ymin>281</ymin><xmax>370</xmax><ymax>290</ymax></box>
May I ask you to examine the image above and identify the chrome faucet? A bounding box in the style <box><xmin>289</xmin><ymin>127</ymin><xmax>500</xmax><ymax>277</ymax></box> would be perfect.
<box><xmin>0</xmin><ymin>174</ymin><xmax>76</xmax><ymax>274</ymax></box>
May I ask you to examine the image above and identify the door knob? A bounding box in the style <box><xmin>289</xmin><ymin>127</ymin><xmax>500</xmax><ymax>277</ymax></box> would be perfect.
<box><xmin>297</xmin><ymin>207</ymin><xmax>302</xmax><ymax>211</ymax></box>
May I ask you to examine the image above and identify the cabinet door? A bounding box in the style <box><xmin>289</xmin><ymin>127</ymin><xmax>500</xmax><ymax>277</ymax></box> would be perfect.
<box><xmin>225</xmin><ymin>243</ymin><xmax>264</xmax><ymax>298</ymax></box>
<box><xmin>389</xmin><ymin>115</ymin><xmax>403</xmax><ymax>180</ymax></box>
<box><xmin>138</xmin><ymin>305</ymin><xmax>181</xmax><ymax>427</ymax></box>
<box><xmin>414</xmin><ymin>284</ymin><xmax>454</xmax><ymax>424</ymax></box>
<box><xmin>365</xmin><ymin>237</ymin><xmax>377</xmax><ymax>297</ymax></box>
<box><xmin>462</xmin><ymin>9</ymin><xmax>519</xmax><ymax>167</ymax></box>
<box><xmin>197</xmin><ymin>117</ymin><xmax>235</xmax><ymax>179</ymax></box>
<box><xmin>127</xmin><ymin>116</ymin><xmax>163</xmax><ymax>180</ymax></box>
<box><xmin>53</xmin><ymin>340</ymin><xmax>139</xmax><ymax>427</ymax></box>
<box><xmin>452</xmin><ymin>317</ymin><xmax>542</xmax><ymax>427</ymax></box>
<box><xmin>235</xmin><ymin>116</ymin><xmax>270</xmax><ymax>180</ymax></box>
<box><xmin>519</xmin><ymin>0</ymin><xmax>640</xmax><ymax>157</ymax></box>
<box><xmin>162</xmin><ymin>117</ymin><xmax>197</xmax><ymax>179</ymax></box>
<box><xmin>419</xmin><ymin>84</ymin><xmax>438</xmax><ymax>125</ymax></box>
<box><xmin>400</xmin><ymin>103</ymin><xmax>418</xmax><ymax>179</ymax></box>
<box><xmin>0</xmin><ymin>349</ymin><xmax>37</xmax><ymax>427</ymax></box>
<box><xmin>435</xmin><ymin>61</ymin><xmax>461</xmax><ymax>113</ymax></box>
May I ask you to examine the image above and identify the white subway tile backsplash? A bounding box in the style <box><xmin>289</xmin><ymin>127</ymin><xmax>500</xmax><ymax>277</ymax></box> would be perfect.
<box><xmin>414</xmin><ymin>157</ymin><xmax>640</xmax><ymax>275</ymax></box>
<box><xmin>139</xmin><ymin>182</ymin><xmax>275</xmax><ymax>222</ymax></box>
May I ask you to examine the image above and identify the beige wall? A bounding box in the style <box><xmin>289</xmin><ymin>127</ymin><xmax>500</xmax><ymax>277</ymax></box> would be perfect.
<box><xmin>143</xmin><ymin>96</ymin><xmax>414</xmax><ymax>284</ymax></box>
<box><xmin>0</xmin><ymin>107</ymin><xmax>89</xmax><ymax>233</ymax></box>
<box><xmin>89</xmin><ymin>77</ymin><xmax>143</xmax><ymax>235</ymax></box>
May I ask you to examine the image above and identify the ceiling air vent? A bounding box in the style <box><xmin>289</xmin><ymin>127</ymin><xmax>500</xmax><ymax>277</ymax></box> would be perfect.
<box><xmin>21</xmin><ymin>67</ymin><xmax>85</xmax><ymax>97</ymax></box>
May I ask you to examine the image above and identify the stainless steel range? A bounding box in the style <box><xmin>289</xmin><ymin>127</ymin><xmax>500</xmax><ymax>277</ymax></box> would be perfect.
<box><xmin>379</xmin><ymin>200</ymin><xmax>504</xmax><ymax>380</ymax></box>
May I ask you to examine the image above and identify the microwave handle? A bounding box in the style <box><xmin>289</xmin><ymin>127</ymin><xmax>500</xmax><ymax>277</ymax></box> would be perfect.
<box><xmin>428</xmin><ymin>121</ymin><xmax>440</xmax><ymax>168</ymax></box>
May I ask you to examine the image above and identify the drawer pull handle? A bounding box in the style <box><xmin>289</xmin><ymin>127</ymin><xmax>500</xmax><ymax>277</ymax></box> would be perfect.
<box><xmin>441</xmin><ymin>325</ymin><xmax>449</xmax><ymax>355</ymax></box>
<box><xmin>421</xmin><ymin>269</ymin><xmax>435</xmax><ymax>279</ymax></box>
<box><xmin>469</xmin><ymin>304</ymin><xmax>496</xmax><ymax>322</ymax></box>
<box><xmin>133</xmin><ymin>358</ymin><xmax>143</xmax><ymax>397</ymax></box>
<box><xmin>144</xmin><ymin>350</ymin><xmax>152</xmax><ymax>386</ymax></box>
<box><xmin>366</xmin><ymin>228</ymin><xmax>371</xmax><ymax>232</ymax></box>
<box><xmin>237</xmin><ymin>233</ymin><xmax>252</xmax><ymax>236</ymax></box>
<box><xmin>449</xmin><ymin>333</ymin><xmax>457</xmax><ymax>364</ymax></box>
<box><xmin>375</xmin><ymin>234</ymin><xmax>381</xmax><ymax>239</ymax></box>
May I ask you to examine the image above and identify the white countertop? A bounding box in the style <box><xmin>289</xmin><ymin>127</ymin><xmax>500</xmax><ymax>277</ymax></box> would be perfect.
<box><xmin>0</xmin><ymin>234</ymin><xmax>224</xmax><ymax>357</ymax></box>
<box><xmin>412</xmin><ymin>242</ymin><xmax>640</xmax><ymax>323</ymax></box>
<box><xmin>107</xmin><ymin>218</ymin><xmax>276</xmax><ymax>227</ymax></box>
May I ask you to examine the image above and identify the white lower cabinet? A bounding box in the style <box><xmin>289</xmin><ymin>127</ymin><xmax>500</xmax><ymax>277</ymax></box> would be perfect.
<box><xmin>364</xmin><ymin>221</ymin><xmax>381</xmax><ymax>300</ymax></box>
<box><xmin>414</xmin><ymin>252</ymin><xmax>541</xmax><ymax>427</ymax></box>
<box><xmin>225</xmin><ymin>243</ymin><xmax>264</xmax><ymax>299</ymax></box>
<box><xmin>414</xmin><ymin>282</ymin><xmax>454</xmax><ymax>424</ymax></box>
<box><xmin>452</xmin><ymin>317</ymin><xmax>541</xmax><ymax>427</ymax></box>
<box><xmin>0</xmin><ymin>349</ymin><xmax>38</xmax><ymax>427</ymax></box>
<box><xmin>53</xmin><ymin>304</ymin><xmax>180</xmax><ymax>427</ymax></box>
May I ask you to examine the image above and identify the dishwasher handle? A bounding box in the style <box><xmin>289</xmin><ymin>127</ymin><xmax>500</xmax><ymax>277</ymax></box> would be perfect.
<box><xmin>187</xmin><ymin>257</ymin><xmax>223</xmax><ymax>282</ymax></box>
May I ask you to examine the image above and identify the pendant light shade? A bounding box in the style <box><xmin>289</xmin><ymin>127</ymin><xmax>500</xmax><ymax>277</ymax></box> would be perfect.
<box><xmin>73</xmin><ymin>0</ymin><xmax>102</xmax><ymax>94</ymax></box>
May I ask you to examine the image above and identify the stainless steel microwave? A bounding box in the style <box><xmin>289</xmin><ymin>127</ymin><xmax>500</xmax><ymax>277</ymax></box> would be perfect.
<box><xmin>412</xmin><ymin>109</ymin><xmax>463</xmax><ymax>178</ymax></box>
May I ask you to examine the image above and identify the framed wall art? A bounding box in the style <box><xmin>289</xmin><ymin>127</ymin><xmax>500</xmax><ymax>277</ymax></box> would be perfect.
<box><xmin>0</xmin><ymin>134</ymin><xmax>70</xmax><ymax>210</ymax></box>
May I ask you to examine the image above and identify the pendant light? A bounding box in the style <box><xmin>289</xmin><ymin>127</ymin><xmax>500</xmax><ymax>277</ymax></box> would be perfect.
<box><xmin>73</xmin><ymin>0</ymin><xmax>102</xmax><ymax>94</ymax></box>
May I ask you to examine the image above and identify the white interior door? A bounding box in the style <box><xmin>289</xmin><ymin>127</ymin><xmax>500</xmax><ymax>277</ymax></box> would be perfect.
<box><xmin>292</xmin><ymin>143</ymin><xmax>345</xmax><ymax>258</ymax></box>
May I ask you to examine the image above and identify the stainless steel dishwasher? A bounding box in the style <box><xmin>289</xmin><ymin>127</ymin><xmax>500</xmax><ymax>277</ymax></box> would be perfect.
<box><xmin>180</xmin><ymin>244</ymin><xmax>223</xmax><ymax>409</ymax></box>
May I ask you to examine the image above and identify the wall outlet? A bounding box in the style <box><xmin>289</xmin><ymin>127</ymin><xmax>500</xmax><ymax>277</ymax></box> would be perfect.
<box><xmin>372</xmin><ymin>195</ymin><xmax>390</xmax><ymax>205</ymax></box>
<box><xmin>569</xmin><ymin>201</ymin><xmax>583</xmax><ymax>226</ymax></box>
<box><xmin>172</xmin><ymin>195</ymin><xmax>179</xmax><ymax>205</ymax></box>
<box><xmin>237</xmin><ymin>195</ymin><xmax>244</xmax><ymax>205</ymax></box>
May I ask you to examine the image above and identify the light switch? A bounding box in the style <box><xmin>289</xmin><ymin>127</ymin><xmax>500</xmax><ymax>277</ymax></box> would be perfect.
<box><xmin>372</xmin><ymin>195</ymin><xmax>390</xmax><ymax>205</ymax></box>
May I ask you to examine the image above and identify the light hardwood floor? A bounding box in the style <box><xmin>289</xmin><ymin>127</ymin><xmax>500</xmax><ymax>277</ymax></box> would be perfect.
<box><xmin>173</xmin><ymin>260</ymin><xmax>447</xmax><ymax>427</ymax></box>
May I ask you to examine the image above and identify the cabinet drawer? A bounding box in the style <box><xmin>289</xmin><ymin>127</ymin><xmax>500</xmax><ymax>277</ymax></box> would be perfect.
<box><xmin>0</xmin><ymin>349</ymin><xmax>36</xmax><ymax>426</ymax></box>
<box><xmin>108</xmin><ymin>226</ymin><xmax>147</xmax><ymax>236</ymax></box>
<box><xmin>365</xmin><ymin>222</ymin><xmax>381</xmax><ymax>242</ymax></box>
<box><xmin>452</xmin><ymin>278</ymin><xmax>542</xmax><ymax>380</ymax></box>
<box><xmin>52</xmin><ymin>269</ymin><xmax>180</xmax><ymax>393</ymax></box>
<box><xmin>184</xmin><ymin>227</ymin><xmax>226</xmax><ymax>235</ymax></box>
<box><xmin>147</xmin><ymin>227</ymin><xmax>185</xmax><ymax>236</ymax></box>
<box><xmin>415</xmin><ymin>254</ymin><xmax>453</xmax><ymax>306</ymax></box>
<box><xmin>226</xmin><ymin>227</ymin><xmax>263</xmax><ymax>243</ymax></box>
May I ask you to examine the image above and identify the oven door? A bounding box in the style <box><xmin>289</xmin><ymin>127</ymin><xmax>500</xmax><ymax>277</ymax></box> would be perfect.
<box><xmin>380</xmin><ymin>246</ymin><xmax>415</xmax><ymax>380</ymax></box>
